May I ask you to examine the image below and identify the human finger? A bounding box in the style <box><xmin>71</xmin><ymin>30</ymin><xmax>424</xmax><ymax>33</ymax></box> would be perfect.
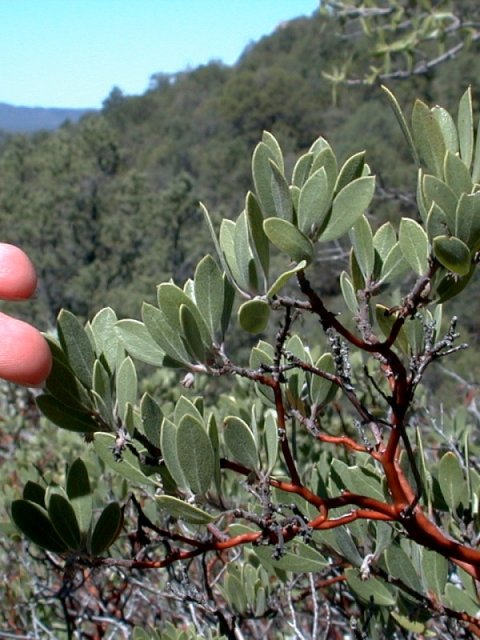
<box><xmin>0</xmin><ymin>312</ymin><xmax>52</xmax><ymax>386</ymax></box>
<box><xmin>0</xmin><ymin>243</ymin><xmax>37</xmax><ymax>300</ymax></box>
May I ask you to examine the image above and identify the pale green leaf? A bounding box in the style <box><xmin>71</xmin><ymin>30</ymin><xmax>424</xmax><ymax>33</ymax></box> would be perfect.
<box><xmin>385</xmin><ymin>544</ymin><xmax>423</xmax><ymax>593</ymax></box>
<box><xmin>297</xmin><ymin>167</ymin><xmax>331</xmax><ymax>238</ymax></box>
<box><xmin>263</xmin><ymin>217</ymin><xmax>313</xmax><ymax>263</ymax></box>
<box><xmin>115</xmin><ymin>319</ymin><xmax>166</xmax><ymax>367</ymax></box>
<box><xmin>320</xmin><ymin>176</ymin><xmax>375</xmax><ymax>243</ymax></box>
<box><xmin>223</xmin><ymin>416</ymin><xmax>258</xmax><ymax>469</ymax></box>
<box><xmin>399</xmin><ymin>218</ymin><xmax>429</xmax><ymax>275</ymax></box>
<box><xmin>412</xmin><ymin>99</ymin><xmax>446</xmax><ymax>177</ymax></box>
<box><xmin>345</xmin><ymin>568</ymin><xmax>396</xmax><ymax>606</ymax></box>
<box><xmin>433</xmin><ymin>235</ymin><xmax>471</xmax><ymax>276</ymax></box>
<box><xmin>94</xmin><ymin>433</ymin><xmax>155</xmax><ymax>485</ymax></box>
<box><xmin>444</xmin><ymin>151</ymin><xmax>473</xmax><ymax>197</ymax></box>
<box><xmin>156</xmin><ymin>495</ymin><xmax>215</xmax><ymax>524</ymax></box>
<box><xmin>176</xmin><ymin>414</ymin><xmax>214</xmax><ymax>494</ymax></box>
<box><xmin>238</xmin><ymin>299</ymin><xmax>270</xmax><ymax>334</ymax></box>
<box><xmin>350</xmin><ymin>215</ymin><xmax>374</xmax><ymax>278</ymax></box>
<box><xmin>116</xmin><ymin>357</ymin><xmax>137</xmax><ymax>422</ymax></box>
<box><xmin>438</xmin><ymin>451</ymin><xmax>467</xmax><ymax>510</ymax></box>
<box><xmin>194</xmin><ymin>255</ymin><xmax>224</xmax><ymax>340</ymax></box>
<box><xmin>458</xmin><ymin>86</ymin><xmax>474</xmax><ymax>169</ymax></box>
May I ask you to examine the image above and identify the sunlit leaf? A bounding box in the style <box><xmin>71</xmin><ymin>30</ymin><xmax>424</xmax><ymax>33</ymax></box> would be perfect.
<box><xmin>223</xmin><ymin>416</ymin><xmax>258</xmax><ymax>469</ymax></box>
<box><xmin>399</xmin><ymin>218</ymin><xmax>429</xmax><ymax>275</ymax></box>
<box><xmin>320</xmin><ymin>176</ymin><xmax>375</xmax><ymax>243</ymax></box>
<box><xmin>263</xmin><ymin>217</ymin><xmax>313</xmax><ymax>263</ymax></box>
<box><xmin>156</xmin><ymin>495</ymin><xmax>215</xmax><ymax>524</ymax></box>
<box><xmin>433</xmin><ymin>235</ymin><xmax>471</xmax><ymax>276</ymax></box>
<box><xmin>176</xmin><ymin>414</ymin><xmax>214</xmax><ymax>494</ymax></box>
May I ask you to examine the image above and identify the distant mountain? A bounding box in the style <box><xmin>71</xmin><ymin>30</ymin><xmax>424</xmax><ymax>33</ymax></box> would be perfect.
<box><xmin>0</xmin><ymin>102</ymin><xmax>96</xmax><ymax>133</ymax></box>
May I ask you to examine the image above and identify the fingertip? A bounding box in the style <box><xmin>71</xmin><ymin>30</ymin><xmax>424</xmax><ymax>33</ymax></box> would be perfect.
<box><xmin>0</xmin><ymin>313</ymin><xmax>52</xmax><ymax>387</ymax></box>
<box><xmin>0</xmin><ymin>243</ymin><xmax>37</xmax><ymax>300</ymax></box>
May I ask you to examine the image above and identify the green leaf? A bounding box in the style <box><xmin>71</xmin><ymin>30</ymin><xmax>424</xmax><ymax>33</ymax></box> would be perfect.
<box><xmin>320</xmin><ymin>176</ymin><xmax>375</xmax><ymax>243</ymax></box>
<box><xmin>373</xmin><ymin>222</ymin><xmax>396</xmax><ymax>261</ymax></box>
<box><xmin>438</xmin><ymin>451</ymin><xmax>467</xmax><ymax>510</ymax></box>
<box><xmin>90</xmin><ymin>502</ymin><xmax>123</xmax><ymax>555</ymax></box>
<box><xmin>292</xmin><ymin>152</ymin><xmax>314</xmax><ymax>188</ymax></box>
<box><xmin>399</xmin><ymin>218</ymin><xmax>429</xmax><ymax>275</ymax></box>
<box><xmin>385</xmin><ymin>544</ymin><xmax>423</xmax><ymax>593</ymax></box>
<box><xmin>142</xmin><ymin>303</ymin><xmax>190</xmax><ymax>366</ymax></box>
<box><xmin>45</xmin><ymin>356</ymin><xmax>92</xmax><ymax>412</ymax></box>
<box><xmin>455</xmin><ymin>192</ymin><xmax>480</xmax><ymax>251</ymax></box>
<box><xmin>255</xmin><ymin>539</ymin><xmax>328</xmax><ymax>572</ymax></box>
<box><xmin>264</xmin><ymin>410</ymin><xmax>278</xmax><ymax>474</ymax></box>
<box><xmin>23</xmin><ymin>481</ymin><xmax>45</xmax><ymax>508</ymax></box>
<box><xmin>115</xmin><ymin>319</ymin><xmax>166</xmax><ymax>367</ymax></box>
<box><xmin>94</xmin><ymin>433</ymin><xmax>155</xmax><ymax>485</ymax></box>
<box><xmin>266</xmin><ymin>260</ymin><xmax>307</xmax><ymax>297</ymax></box>
<box><xmin>66</xmin><ymin>459</ymin><xmax>92</xmax><ymax>536</ymax></box>
<box><xmin>340</xmin><ymin>271</ymin><xmax>358</xmax><ymax>313</ymax></box>
<box><xmin>223</xmin><ymin>416</ymin><xmax>258</xmax><ymax>469</ymax></box>
<box><xmin>421</xmin><ymin>549</ymin><xmax>448</xmax><ymax>597</ymax></box>
<box><xmin>179</xmin><ymin>304</ymin><xmax>206</xmax><ymax>362</ymax></box>
<box><xmin>390</xmin><ymin>613</ymin><xmax>426</xmax><ymax>634</ymax></box>
<box><xmin>194</xmin><ymin>255</ymin><xmax>224</xmax><ymax>340</ymax></box>
<box><xmin>48</xmin><ymin>494</ymin><xmax>82</xmax><ymax>550</ymax></box>
<box><xmin>412</xmin><ymin>99</ymin><xmax>446</xmax><ymax>177</ymax></box>
<box><xmin>472</xmin><ymin>116</ymin><xmax>480</xmax><ymax>184</ymax></box>
<box><xmin>116</xmin><ymin>357</ymin><xmax>137</xmax><ymax>422</ymax></box>
<box><xmin>176</xmin><ymin>414</ymin><xmax>214</xmax><ymax>494</ymax></box>
<box><xmin>246</xmin><ymin>191</ymin><xmax>269</xmax><ymax>282</ymax></box>
<box><xmin>381</xmin><ymin>85</ymin><xmax>420</xmax><ymax>166</ymax></box>
<box><xmin>156</xmin><ymin>495</ymin><xmax>215</xmax><ymax>524</ymax></box>
<box><xmin>238</xmin><ymin>299</ymin><xmax>270</xmax><ymax>334</ymax></box>
<box><xmin>350</xmin><ymin>215</ymin><xmax>374</xmax><ymax>279</ymax></box>
<box><xmin>157</xmin><ymin>283</ymin><xmax>210</xmax><ymax>344</ymax></box>
<box><xmin>433</xmin><ymin>235</ymin><xmax>471</xmax><ymax>276</ymax></box>
<box><xmin>57</xmin><ymin>309</ymin><xmax>95</xmax><ymax>388</ymax></box>
<box><xmin>161</xmin><ymin>418</ymin><xmax>187</xmax><ymax>489</ymax></box>
<box><xmin>444</xmin><ymin>151</ymin><xmax>473</xmax><ymax>197</ymax></box>
<box><xmin>234</xmin><ymin>211</ymin><xmax>259</xmax><ymax>293</ymax></box>
<box><xmin>36</xmin><ymin>394</ymin><xmax>99</xmax><ymax>433</ymax></box>
<box><xmin>378</xmin><ymin>243</ymin><xmax>409</xmax><ymax>285</ymax></box>
<box><xmin>444</xmin><ymin>583</ymin><xmax>480</xmax><ymax>617</ymax></box>
<box><xmin>345</xmin><ymin>568</ymin><xmax>396</xmax><ymax>606</ymax></box>
<box><xmin>309</xmin><ymin>145</ymin><xmax>337</xmax><ymax>192</ymax></box>
<box><xmin>458</xmin><ymin>86</ymin><xmax>474</xmax><ymax>169</ymax></box>
<box><xmin>252</xmin><ymin>140</ymin><xmax>281</xmax><ymax>218</ymax></box>
<box><xmin>140</xmin><ymin>393</ymin><xmax>162</xmax><ymax>449</ymax></box>
<box><xmin>310</xmin><ymin>353</ymin><xmax>337</xmax><ymax>406</ymax></box>
<box><xmin>297</xmin><ymin>167</ymin><xmax>331</xmax><ymax>238</ymax></box>
<box><xmin>263</xmin><ymin>217</ymin><xmax>313</xmax><ymax>264</ymax></box>
<box><xmin>90</xmin><ymin>307</ymin><xmax>119</xmax><ymax>373</ymax></box>
<box><xmin>432</xmin><ymin>106</ymin><xmax>458</xmax><ymax>155</ymax></box>
<box><xmin>436</xmin><ymin>265</ymin><xmax>475</xmax><ymax>303</ymax></box>
<box><xmin>270</xmin><ymin>160</ymin><xmax>293</xmax><ymax>221</ymax></box>
<box><xmin>334</xmin><ymin>151</ymin><xmax>366</xmax><ymax>194</ymax></box>
<box><xmin>11</xmin><ymin>500</ymin><xmax>68</xmax><ymax>553</ymax></box>
<box><xmin>422</xmin><ymin>174</ymin><xmax>457</xmax><ymax>230</ymax></box>
<box><xmin>426</xmin><ymin>202</ymin><xmax>449</xmax><ymax>241</ymax></box>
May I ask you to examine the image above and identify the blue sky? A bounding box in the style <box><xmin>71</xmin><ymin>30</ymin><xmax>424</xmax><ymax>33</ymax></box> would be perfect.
<box><xmin>1</xmin><ymin>1</ymin><xmax>319</xmax><ymax>109</ymax></box>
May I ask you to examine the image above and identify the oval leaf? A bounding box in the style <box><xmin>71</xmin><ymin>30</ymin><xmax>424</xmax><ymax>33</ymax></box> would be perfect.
<box><xmin>238</xmin><ymin>299</ymin><xmax>270</xmax><ymax>334</ymax></box>
<box><xmin>156</xmin><ymin>495</ymin><xmax>215</xmax><ymax>524</ymax></box>
<box><xmin>176</xmin><ymin>414</ymin><xmax>214</xmax><ymax>494</ymax></box>
<box><xmin>263</xmin><ymin>217</ymin><xmax>313</xmax><ymax>264</ymax></box>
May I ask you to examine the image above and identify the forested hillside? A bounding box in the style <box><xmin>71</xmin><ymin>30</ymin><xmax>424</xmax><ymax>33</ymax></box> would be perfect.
<box><xmin>0</xmin><ymin>5</ymin><xmax>479</xmax><ymax>328</ymax></box>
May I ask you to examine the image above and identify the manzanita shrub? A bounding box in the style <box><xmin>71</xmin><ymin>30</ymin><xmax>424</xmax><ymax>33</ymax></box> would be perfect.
<box><xmin>11</xmin><ymin>87</ymin><xmax>480</xmax><ymax>638</ymax></box>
